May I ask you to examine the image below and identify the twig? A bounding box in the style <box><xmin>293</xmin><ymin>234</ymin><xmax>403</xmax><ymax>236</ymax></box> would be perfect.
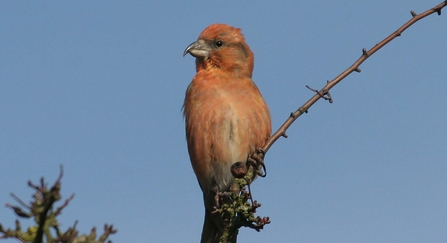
<box><xmin>10</xmin><ymin>193</ymin><xmax>30</xmax><ymax>210</ymax></box>
<box><xmin>224</xmin><ymin>2</ymin><xmax>446</xmax><ymax>242</ymax></box>
<box><xmin>260</xmin><ymin>1</ymin><xmax>447</xmax><ymax>154</ymax></box>
<box><xmin>1</xmin><ymin>165</ymin><xmax>117</xmax><ymax>243</ymax></box>
<box><xmin>54</xmin><ymin>194</ymin><xmax>75</xmax><ymax>216</ymax></box>
<box><xmin>34</xmin><ymin>166</ymin><xmax>64</xmax><ymax>243</ymax></box>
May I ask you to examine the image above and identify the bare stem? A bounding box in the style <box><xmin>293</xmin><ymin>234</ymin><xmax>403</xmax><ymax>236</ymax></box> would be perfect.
<box><xmin>261</xmin><ymin>1</ymin><xmax>447</xmax><ymax>154</ymax></box>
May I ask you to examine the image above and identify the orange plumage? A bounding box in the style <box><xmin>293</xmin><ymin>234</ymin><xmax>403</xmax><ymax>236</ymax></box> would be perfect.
<box><xmin>183</xmin><ymin>24</ymin><xmax>271</xmax><ymax>243</ymax></box>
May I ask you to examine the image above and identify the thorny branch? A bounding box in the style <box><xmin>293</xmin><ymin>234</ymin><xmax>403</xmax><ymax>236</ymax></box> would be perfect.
<box><xmin>260</xmin><ymin>1</ymin><xmax>447</xmax><ymax>155</ymax></box>
<box><xmin>223</xmin><ymin>1</ymin><xmax>446</xmax><ymax>242</ymax></box>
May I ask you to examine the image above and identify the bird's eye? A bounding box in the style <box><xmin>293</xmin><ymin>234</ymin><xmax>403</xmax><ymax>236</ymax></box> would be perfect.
<box><xmin>215</xmin><ymin>40</ymin><xmax>223</xmax><ymax>47</ymax></box>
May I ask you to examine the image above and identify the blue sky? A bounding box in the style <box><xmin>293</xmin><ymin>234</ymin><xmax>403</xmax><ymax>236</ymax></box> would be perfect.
<box><xmin>1</xmin><ymin>1</ymin><xmax>446</xmax><ymax>242</ymax></box>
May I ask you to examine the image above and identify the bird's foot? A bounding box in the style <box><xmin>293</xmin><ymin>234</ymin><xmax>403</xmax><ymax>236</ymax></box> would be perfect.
<box><xmin>212</xmin><ymin>188</ymin><xmax>232</xmax><ymax>214</ymax></box>
<box><xmin>247</xmin><ymin>148</ymin><xmax>267</xmax><ymax>177</ymax></box>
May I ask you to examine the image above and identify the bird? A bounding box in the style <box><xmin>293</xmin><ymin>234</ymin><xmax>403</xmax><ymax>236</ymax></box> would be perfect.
<box><xmin>183</xmin><ymin>23</ymin><xmax>272</xmax><ymax>243</ymax></box>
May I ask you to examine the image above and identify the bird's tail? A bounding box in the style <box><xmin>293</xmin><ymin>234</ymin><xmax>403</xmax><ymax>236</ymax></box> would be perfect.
<box><xmin>200</xmin><ymin>208</ymin><xmax>223</xmax><ymax>243</ymax></box>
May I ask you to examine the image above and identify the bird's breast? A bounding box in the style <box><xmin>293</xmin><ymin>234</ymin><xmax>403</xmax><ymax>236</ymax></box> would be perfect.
<box><xmin>184</xmin><ymin>73</ymin><xmax>271</xmax><ymax>192</ymax></box>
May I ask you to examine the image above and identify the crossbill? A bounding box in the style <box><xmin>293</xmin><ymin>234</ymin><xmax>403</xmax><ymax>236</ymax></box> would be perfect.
<box><xmin>183</xmin><ymin>23</ymin><xmax>271</xmax><ymax>243</ymax></box>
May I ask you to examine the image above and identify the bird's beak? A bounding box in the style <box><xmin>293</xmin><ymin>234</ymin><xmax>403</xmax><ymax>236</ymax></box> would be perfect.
<box><xmin>183</xmin><ymin>40</ymin><xmax>211</xmax><ymax>59</ymax></box>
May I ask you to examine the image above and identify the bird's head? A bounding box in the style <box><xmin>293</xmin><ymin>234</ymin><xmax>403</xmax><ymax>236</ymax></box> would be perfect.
<box><xmin>183</xmin><ymin>24</ymin><xmax>254</xmax><ymax>78</ymax></box>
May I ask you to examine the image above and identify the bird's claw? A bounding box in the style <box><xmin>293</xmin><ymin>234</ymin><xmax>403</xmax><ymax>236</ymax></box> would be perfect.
<box><xmin>247</xmin><ymin>148</ymin><xmax>267</xmax><ymax>178</ymax></box>
<box><xmin>213</xmin><ymin>188</ymin><xmax>233</xmax><ymax>212</ymax></box>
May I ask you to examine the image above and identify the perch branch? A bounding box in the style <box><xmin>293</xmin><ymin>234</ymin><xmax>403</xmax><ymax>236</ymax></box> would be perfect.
<box><xmin>223</xmin><ymin>2</ymin><xmax>446</xmax><ymax>242</ymax></box>
<box><xmin>260</xmin><ymin>1</ymin><xmax>447</xmax><ymax>155</ymax></box>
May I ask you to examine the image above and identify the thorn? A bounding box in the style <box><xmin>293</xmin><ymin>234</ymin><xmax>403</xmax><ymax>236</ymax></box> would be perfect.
<box><xmin>437</xmin><ymin>8</ymin><xmax>442</xmax><ymax>16</ymax></box>
<box><xmin>282</xmin><ymin>132</ymin><xmax>288</xmax><ymax>138</ymax></box>
<box><xmin>326</xmin><ymin>91</ymin><xmax>333</xmax><ymax>103</ymax></box>
<box><xmin>362</xmin><ymin>48</ymin><xmax>368</xmax><ymax>56</ymax></box>
<box><xmin>354</xmin><ymin>68</ymin><xmax>361</xmax><ymax>73</ymax></box>
<box><xmin>410</xmin><ymin>10</ymin><xmax>417</xmax><ymax>17</ymax></box>
<box><xmin>306</xmin><ymin>85</ymin><xmax>333</xmax><ymax>103</ymax></box>
<box><xmin>396</xmin><ymin>31</ymin><xmax>402</xmax><ymax>37</ymax></box>
<box><xmin>298</xmin><ymin>107</ymin><xmax>308</xmax><ymax>114</ymax></box>
<box><xmin>305</xmin><ymin>85</ymin><xmax>316</xmax><ymax>92</ymax></box>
